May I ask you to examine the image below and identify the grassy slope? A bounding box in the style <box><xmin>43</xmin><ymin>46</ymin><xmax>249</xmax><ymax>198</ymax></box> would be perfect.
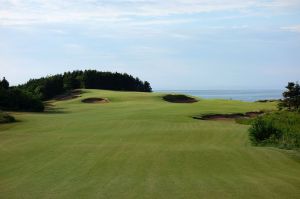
<box><xmin>0</xmin><ymin>89</ymin><xmax>299</xmax><ymax>199</ymax></box>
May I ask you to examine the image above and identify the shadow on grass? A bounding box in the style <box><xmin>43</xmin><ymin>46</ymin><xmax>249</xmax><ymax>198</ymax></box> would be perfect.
<box><xmin>43</xmin><ymin>102</ymin><xmax>69</xmax><ymax>114</ymax></box>
<box><xmin>163</xmin><ymin>94</ymin><xmax>198</xmax><ymax>103</ymax></box>
<box><xmin>54</xmin><ymin>89</ymin><xmax>88</xmax><ymax>101</ymax></box>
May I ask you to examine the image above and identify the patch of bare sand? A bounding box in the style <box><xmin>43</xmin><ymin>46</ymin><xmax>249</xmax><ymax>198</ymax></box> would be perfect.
<box><xmin>81</xmin><ymin>98</ymin><xmax>109</xmax><ymax>103</ymax></box>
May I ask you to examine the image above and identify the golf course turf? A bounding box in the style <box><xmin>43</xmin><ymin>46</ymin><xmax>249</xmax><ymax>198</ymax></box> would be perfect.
<box><xmin>0</xmin><ymin>89</ymin><xmax>300</xmax><ymax>199</ymax></box>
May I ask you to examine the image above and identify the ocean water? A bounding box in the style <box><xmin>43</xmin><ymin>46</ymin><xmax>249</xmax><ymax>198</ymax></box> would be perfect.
<box><xmin>156</xmin><ymin>90</ymin><xmax>283</xmax><ymax>102</ymax></box>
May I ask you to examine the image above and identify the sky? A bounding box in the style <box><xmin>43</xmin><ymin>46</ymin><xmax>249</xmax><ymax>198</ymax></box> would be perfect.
<box><xmin>0</xmin><ymin>0</ymin><xmax>300</xmax><ymax>90</ymax></box>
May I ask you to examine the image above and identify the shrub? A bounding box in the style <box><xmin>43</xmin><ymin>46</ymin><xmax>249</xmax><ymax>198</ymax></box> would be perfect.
<box><xmin>249</xmin><ymin>117</ymin><xmax>282</xmax><ymax>144</ymax></box>
<box><xmin>0</xmin><ymin>111</ymin><xmax>15</xmax><ymax>123</ymax></box>
<box><xmin>0</xmin><ymin>88</ymin><xmax>44</xmax><ymax>112</ymax></box>
<box><xmin>249</xmin><ymin>111</ymin><xmax>300</xmax><ymax>149</ymax></box>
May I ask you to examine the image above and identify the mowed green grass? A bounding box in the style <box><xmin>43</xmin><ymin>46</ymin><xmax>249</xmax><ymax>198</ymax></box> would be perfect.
<box><xmin>1</xmin><ymin>89</ymin><xmax>300</xmax><ymax>199</ymax></box>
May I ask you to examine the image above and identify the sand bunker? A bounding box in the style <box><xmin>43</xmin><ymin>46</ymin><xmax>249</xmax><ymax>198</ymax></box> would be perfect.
<box><xmin>256</xmin><ymin>99</ymin><xmax>280</xmax><ymax>103</ymax></box>
<box><xmin>163</xmin><ymin>94</ymin><xmax>198</xmax><ymax>103</ymax></box>
<box><xmin>81</xmin><ymin>98</ymin><xmax>109</xmax><ymax>103</ymax></box>
<box><xmin>193</xmin><ymin>111</ymin><xmax>264</xmax><ymax>121</ymax></box>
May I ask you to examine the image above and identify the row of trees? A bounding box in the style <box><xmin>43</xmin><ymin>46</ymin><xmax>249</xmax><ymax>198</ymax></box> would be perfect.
<box><xmin>0</xmin><ymin>70</ymin><xmax>152</xmax><ymax>112</ymax></box>
<box><xmin>82</xmin><ymin>70</ymin><xmax>151</xmax><ymax>92</ymax></box>
<box><xmin>20</xmin><ymin>75</ymin><xmax>65</xmax><ymax>100</ymax></box>
<box><xmin>20</xmin><ymin>70</ymin><xmax>152</xmax><ymax>100</ymax></box>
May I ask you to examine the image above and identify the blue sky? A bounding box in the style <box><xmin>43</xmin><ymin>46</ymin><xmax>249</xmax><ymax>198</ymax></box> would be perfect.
<box><xmin>0</xmin><ymin>0</ymin><xmax>300</xmax><ymax>89</ymax></box>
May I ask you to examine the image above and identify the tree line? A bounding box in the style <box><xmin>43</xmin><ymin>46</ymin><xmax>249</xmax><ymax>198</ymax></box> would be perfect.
<box><xmin>19</xmin><ymin>70</ymin><xmax>152</xmax><ymax>100</ymax></box>
<box><xmin>0</xmin><ymin>70</ymin><xmax>152</xmax><ymax>112</ymax></box>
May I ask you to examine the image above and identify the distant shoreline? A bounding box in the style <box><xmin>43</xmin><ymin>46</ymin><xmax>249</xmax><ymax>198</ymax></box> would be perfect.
<box><xmin>155</xmin><ymin>89</ymin><xmax>283</xmax><ymax>102</ymax></box>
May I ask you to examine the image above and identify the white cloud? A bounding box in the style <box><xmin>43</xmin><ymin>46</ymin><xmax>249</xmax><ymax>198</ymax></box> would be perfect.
<box><xmin>63</xmin><ymin>43</ymin><xmax>85</xmax><ymax>53</ymax></box>
<box><xmin>0</xmin><ymin>0</ymin><xmax>299</xmax><ymax>26</ymax></box>
<box><xmin>281</xmin><ymin>25</ymin><xmax>300</xmax><ymax>33</ymax></box>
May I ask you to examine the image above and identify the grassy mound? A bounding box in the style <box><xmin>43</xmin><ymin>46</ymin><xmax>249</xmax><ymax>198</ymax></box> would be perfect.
<box><xmin>0</xmin><ymin>111</ymin><xmax>15</xmax><ymax>124</ymax></box>
<box><xmin>163</xmin><ymin>94</ymin><xmax>197</xmax><ymax>103</ymax></box>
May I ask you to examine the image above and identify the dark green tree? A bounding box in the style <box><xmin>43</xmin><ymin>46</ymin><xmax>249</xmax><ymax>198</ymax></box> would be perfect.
<box><xmin>63</xmin><ymin>71</ymin><xmax>82</xmax><ymax>90</ymax></box>
<box><xmin>143</xmin><ymin>81</ymin><xmax>152</xmax><ymax>92</ymax></box>
<box><xmin>279</xmin><ymin>82</ymin><xmax>300</xmax><ymax>111</ymax></box>
<box><xmin>0</xmin><ymin>77</ymin><xmax>9</xmax><ymax>90</ymax></box>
